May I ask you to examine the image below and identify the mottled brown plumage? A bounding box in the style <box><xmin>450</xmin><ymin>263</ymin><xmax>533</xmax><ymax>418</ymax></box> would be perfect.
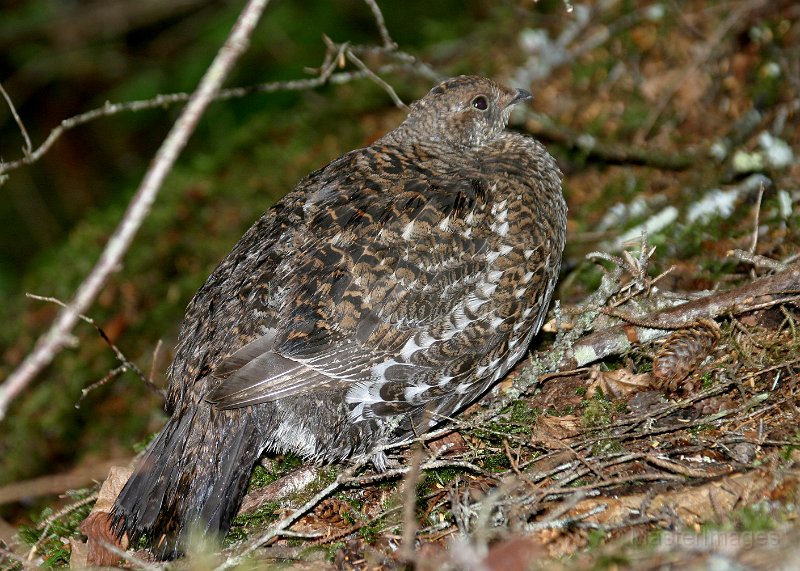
<box><xmin>111</xmin><ymin>75</ymin><xmax>566</xmax><ymax>558</ymax></box>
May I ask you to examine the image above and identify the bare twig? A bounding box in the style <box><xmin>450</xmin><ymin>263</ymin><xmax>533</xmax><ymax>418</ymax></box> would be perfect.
<box><xmin>0</xmin><ymin>64</ymin><xmax>425</xmax><ymax>178</ymax></box>
<box><xmin>216</xmin><ymin>461</ymin><xmax>367</xmax><ymax>570</ymax></box>
<box><xmin>0</xmin><ymin>0</ymin><xmax>271</xmax><ymax>421</ymax></box>
<box><xmin>363</xmin><ymin>0</ymin><xmax>396</xmax><ymax>49</ymax></box>
<box><xmin>0</xmin><ymin>28</ymin><xmax>433</xmax><ymax>181</ymax></box>
<box><xmin>749</xmin><ymin>182</ymin><xmax>765</xmax><ymax>256</ymax></box>
<box><xmin>0</xmin><ymin>81</ymin><xmax>32</xmax><ymax>158</ymax></box>
<box><xmin>645</xmin><ymin>454</ymin><xmax>720</xmax><ymax>478</ymax></box>
<box><xmin>77</xmin><ymin>366</ymin><xmax>129</xmax><ymax>405</ymax></box>
<box><xmin>237</xmin><ymin>466</ymin><xmax>317</xmax><ymax>515</ymax></box>
<box><xmin>562</xmin><ymin>265</ymin><xmax>800</xmax><ymax>369</ymax></box>
<box><xmin>730</xmin><ymin>249</ymin><xmax>788</xmax><ymax>272</ymax></box>
<box><xmin>25</xmin><ymin>293</ymin><xmax>160</xmax><ymax>398</ymax></box>
<box><xmin>148</xmin><ymin>339</ymin><xmax>163</xmax><ymax>388</ymax></box>
<box><xmin>346</xmin><ymin>50</ymin><xmax>408</xmax><ymax>110</ymax></box>
<box><xmin>400</xmin><ymin>446</ymin><xmax>424</xmax><ymax>562</ymax></box>
<box><xmin>96</xmin><ymin>538</ymin><xmax>157</xmax><ymax>571</ymax></box>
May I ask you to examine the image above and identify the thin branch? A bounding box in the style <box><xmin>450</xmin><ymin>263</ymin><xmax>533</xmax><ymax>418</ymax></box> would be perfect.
<box><xmin>0</xmin><ymin>0</ymin><xmax>433</xmax><ymax>180</ymax></box>
<box><xmin>0</xmin><ymin>81</ymin><xmax>32</xmax><ymax>158</ymax></box>
<box><xmin>95</xmin><ymin>538</ymin><xmax>158</xmax><ymax>571</ymax></box>
<box><xmin>0</xmin><ymin>0</ymin><xmax>271</xmax><ymax>421</ymax></box>
<box><xmin>561</xmin><ymin>265</ymin><xmax>800</xmax><ymax>369</ymax></box>
<box><xmin>0</xmin><ymin>57</ymin><xmax>429</xmax><ymax>179</ymax></box>
<box><xmin>216</xmin><ymin>461</ymin><xmax>367</xmax><ymax>570</ymax></box>
<box><xmin>400</xmin><ymin>446</ymin><xmax>424</xmax><ymax>562</ymax></box>
<box><xmin>25</xmin><ymin>293</ymin><xmax>159</xmax><ymax>398</ymax></box>
<box><xmin>346</xmin><ymin>50</ymin><xmax>408</xmax><ymax>110</ymax></box>
<box><xmin>363</xmin><ymin>0</ymin><xmax>396</xmax><ymax>49</ymax></box>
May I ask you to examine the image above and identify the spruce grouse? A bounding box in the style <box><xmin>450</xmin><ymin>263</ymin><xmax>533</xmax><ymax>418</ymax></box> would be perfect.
<box><xmin>111</xmin><ymin>75</ymin><xmax>567</xmax><ymax>558</ymax></box>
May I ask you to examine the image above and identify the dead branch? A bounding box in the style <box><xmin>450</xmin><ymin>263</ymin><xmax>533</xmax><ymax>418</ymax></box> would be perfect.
<box><xmin>237</xmin><ymin>466</ymin><xmax>317</xmax><ymax>515</ymax></box>
<box><xmin>0</xmin><ymin>26</ymin><xmax>435</xmax><ymax>180</ymax></box>
<box><xmin>0</xmin><ymin>0</ymin><xmax>271</xmax><ymax>421</ymax></box>
<box><xmin>561</xmin><ymin>265</ymin><xmax>800</xmax><ymax>369</ymax></box>
<box><xmin>0</xmin><ymin>57</ymin><xmax>428</xmax><ymax>179</ymax></box>
<box><xmin>216</xmin><ymin>460</ymin><xmax>368</xmax><ymax>571</ymax></box>
<box><xmin>26</xmin><ymin>293</ymin><xmax>162</xmax><ymax>399</ymax></box>
<box><xmin>0</xmin><ymin>458</ymin><xmax>129</xmax><ymax>506</ymax></box>
<box><xmin>400</xmin><ymin>446</ymin><xmax>424</xmax><ymax>562</ymax></box>
<box><xmin>0</xmin><ymin>81</ymin><xmax>32</xmax><ymax>161</ymax></box>
<box><xmin>363</xmin><ymin>0</ymin><xmax>396</xmax><ymax>50</ymax></box>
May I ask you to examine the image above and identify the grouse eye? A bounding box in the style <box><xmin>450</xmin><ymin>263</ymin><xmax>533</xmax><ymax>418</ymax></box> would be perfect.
<box><xmin>471</xmin><ymin>95</ymin><xmax>489</xmax><ymax>111</ymax></box>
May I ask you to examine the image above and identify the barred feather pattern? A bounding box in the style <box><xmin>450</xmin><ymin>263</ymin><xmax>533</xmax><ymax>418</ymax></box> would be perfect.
<box><xmin>111</xmin><ymin>75</ymin><xmax>566</xmax><ymax>558</ymax></box>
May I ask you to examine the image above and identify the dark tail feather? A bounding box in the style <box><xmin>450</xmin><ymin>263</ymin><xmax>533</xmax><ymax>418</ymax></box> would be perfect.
<box><xmin>111</xmin><ymin>403</ymin><xmax>262</xmax><ymax>559</ymax></box>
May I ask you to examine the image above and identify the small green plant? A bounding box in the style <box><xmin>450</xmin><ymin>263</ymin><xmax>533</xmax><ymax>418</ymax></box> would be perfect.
<box><xmin>17</xmin><ymin>490</ymin><xmax>96</xmax><ymax>569</ymax></box>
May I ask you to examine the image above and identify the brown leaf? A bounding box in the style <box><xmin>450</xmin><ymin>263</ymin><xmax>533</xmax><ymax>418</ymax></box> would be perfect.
<box><xmin>533</xmin><ymin>414</ymin><xmax>581</xmax><ymax>447</ymax></box>
<box><xmin>74</xmin><ymin>466</ymin><xmax>131</xmax><ymax>568</ymax></box>
<box><xmin>68</xmin><ymin>538</ymin><xmax>89</xmax><ymax>569</ymax></box>
<box><xmin>587</xmin><ymin>367</ymin><xmax>654</xmax><ymax>399</ymax></box>
<box><xmin>427</xmin><ymin>431</ymin><xmax>470</xmax><ymax>457</ymax></box>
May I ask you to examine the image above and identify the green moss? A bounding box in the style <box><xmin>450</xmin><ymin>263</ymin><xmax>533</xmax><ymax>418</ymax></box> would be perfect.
<box><xmin>689</xmin><ymin>424</ymin><xmax>712</xmax><ymax>436</ymax></box>
<box><xmin>582</xmin><ymin>392</ymin><xmax>614</xmax><ymax>429</ymax></box>
<box><xmin>132</xmin><ymin>432</ymin><xmax>159</xmax><ymax>455</ymax></box>
<box><xmin>700</xmin><ymin>502</ymin><xmax>783</xmax><ymax>535</ymax></box>
<box><xmin>586</xmin><ymin>528</ymin><xmax>608</xmax><ymax>549</ymax></box>
<box><xmin>502</xmin><ymin>400</ymin><xmax>541</xmax><ymax>425</ymax></box>
<box><xmin>779</xmin><ymin>432</ymin><xmax>800</xmax><ymax>461</ymax></box>
<box><xmin>17</xmin><ymin>489</ymin><xmax>95</xmax><ymax>569</ymax></box>
<box><xmin>226</xmin><ymin>500</ymin><xmax>282</xmax><ymax>544</ymax></box>
<box><xmin>481</xmin><ymin>452</ymin><xmax>512</xmax><ymax>472</ymax></box>
<box><xmin>425</xmin><ymin>467</ymin><xmax>461</xmax><ymax>490</ymax></box>
<box><xmin>247</xmin><ymin>464</ymin><xmax>278</xmax><ymax>491</ymax></box>
<box><xmin>732</xmin><ymin>505</ymin><xmax>778</xmax><ymax>532</ymax></box>
<box><xmin>358</xmin><ymin>521</ymin><xmax>380</xmax><ymax>544</ymax></box>
<box><xmin>247</xmin><ymin>454</ymin><xmax>305</xmax><ymax>491</ymax></box>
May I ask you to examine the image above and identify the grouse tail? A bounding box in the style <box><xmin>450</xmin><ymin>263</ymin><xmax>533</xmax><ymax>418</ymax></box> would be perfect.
<box><xmin>111</xmin><ymin>403</ymin><xmax>262</xmax><ymax>559</ymax></box>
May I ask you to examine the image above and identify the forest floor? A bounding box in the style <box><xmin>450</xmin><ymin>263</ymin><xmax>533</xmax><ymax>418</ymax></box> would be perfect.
<box><xmin>1</xmin><ymin>1</ymin><xmax>799</xmax><ymax>569</ymax></box>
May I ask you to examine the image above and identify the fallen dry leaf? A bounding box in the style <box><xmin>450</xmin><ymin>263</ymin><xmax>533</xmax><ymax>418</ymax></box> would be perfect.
<box><xmin>588</xmin><ymin>367</ymin><xmax>654</xmax><ymax>399</ymax></box>
<box><xmin>74</xmin><ymin>466</ymin><xmax>132</xmax><ymax>567</ymax></box>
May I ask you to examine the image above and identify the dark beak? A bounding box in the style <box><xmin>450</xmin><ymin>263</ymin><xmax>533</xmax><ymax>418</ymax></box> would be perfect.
<box><xmin>507</xmin><ymin>88</ymin><xmax>532</xmax><ymax>107</ymax></box>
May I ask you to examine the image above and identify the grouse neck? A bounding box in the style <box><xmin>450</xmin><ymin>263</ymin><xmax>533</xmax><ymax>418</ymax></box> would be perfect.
<box><xmin>377</xmin><ymin>122</ymin><xmax>503</xmax><ymax>155</ymax></box>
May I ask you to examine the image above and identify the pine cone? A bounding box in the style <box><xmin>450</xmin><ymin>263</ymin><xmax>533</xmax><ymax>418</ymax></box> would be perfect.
<box><xmin>653</xmin><ymin>318</ymin><xmax>721</xmax><ymax>392</ymax></box>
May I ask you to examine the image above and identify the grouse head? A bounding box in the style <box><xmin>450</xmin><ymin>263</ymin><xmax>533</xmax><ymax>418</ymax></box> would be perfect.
<box><xmin>400</xmin><ymin>75</ymin><xmax>531</xmax><ymax>149</ymax></box>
